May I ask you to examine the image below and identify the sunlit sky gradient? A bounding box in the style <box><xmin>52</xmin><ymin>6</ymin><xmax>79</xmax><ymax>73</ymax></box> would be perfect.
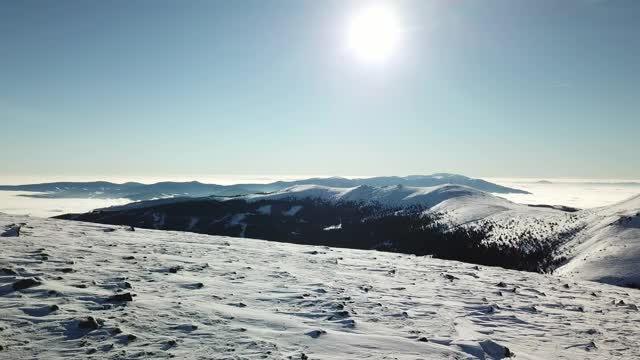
<box><xmin>1</xmin><ymin>0</ymin><xmax>639</xmax><ymax>178</ymax></box>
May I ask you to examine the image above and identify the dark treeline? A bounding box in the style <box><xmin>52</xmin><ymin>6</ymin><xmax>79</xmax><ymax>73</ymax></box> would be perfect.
<box><xmin>58</xmin><ymin>198</ymin><xmax>561</xmax><ymax>273</ymax></box>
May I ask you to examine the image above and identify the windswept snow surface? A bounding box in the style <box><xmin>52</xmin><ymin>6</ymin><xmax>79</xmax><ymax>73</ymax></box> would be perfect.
<box><xmin>2</xmin><ymin>214</ymin><xmax>640</xmax><ymax>359</ymax></box>
<box><xmin>556</xmin><ymin>195</ymin><xmax>640</xmax><ymax>286</ymax></box>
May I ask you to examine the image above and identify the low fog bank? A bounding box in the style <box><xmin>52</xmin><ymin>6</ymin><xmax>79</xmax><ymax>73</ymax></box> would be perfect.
<box><xmin>487</xmin><ymin>178</ymin><xmax>640</xmax><ymax>209</ymax></box>
<box><xmin>0</xmin><ymin>191</ymin><xmax>131</xmax><ymax>218</ymax></box>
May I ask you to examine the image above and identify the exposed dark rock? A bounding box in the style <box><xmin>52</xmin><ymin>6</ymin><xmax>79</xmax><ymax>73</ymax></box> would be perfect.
<box><xmin>505</xmin><ymin>347</ymin><xmax>515</xmax><ymax>357</ymax></box>
<box><xmin>441</xmin><ymin>273</ymin><xmax>459</xmax><ymax>281</ymax></box>
<box><xmin>109</xmin><ymin>293</ymin><xmax>133</xmax><ymax>302</ymax></box>
<box><xmin>305</xmin><ymin>329</ymin><xmax>327</xmax><ymax>338</ymax></box>
<box><xmin>1</xmin><ymin>225</ymin><xmax>20</xmax><ymax>237</ymax></box>
<box><xmin>1</xmin><ymin>268</ymin><xmax>17</xmax><ymax>275</ymax></box>
<box><xmin>78</xmin><ymin>316</ymin><xmax>101</xmax><ymax>330</ymax></box>
<box><xmin>12</xmin><ymin>278</ymin><xmax>42</xmax><ymax>291</ymax></box>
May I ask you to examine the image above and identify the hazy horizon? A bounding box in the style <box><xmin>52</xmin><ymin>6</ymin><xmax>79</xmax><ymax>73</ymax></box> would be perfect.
<box><xmin>1</xmin><ymin>173</ymin><xmax>640</xmax><ymax>186</ymax></box>
<box><xmin>1</xmin><ymin>173</ymin><xmax>639</xmax><ymax>217</ymax></box>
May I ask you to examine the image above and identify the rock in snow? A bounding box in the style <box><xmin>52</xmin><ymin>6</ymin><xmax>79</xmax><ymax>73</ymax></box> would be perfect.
<box><xmin>12</xmin><ymin>278</ymin><xmax>42</xmax><ymax>291</ymax></box>
<box><xmin>0</xmin><ymin>213</ymin><xmax>639</xmax><ymax>359</ymax></box>
<box><xmin>1</xmin><ymin>224</ymin><xmax>21</xmax><ymax>237</ymax></box>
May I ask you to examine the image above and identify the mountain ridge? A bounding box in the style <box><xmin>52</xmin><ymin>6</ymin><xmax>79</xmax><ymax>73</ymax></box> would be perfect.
<box><xmin>0</xmin><ymin>174</ymin><xmax>529</xmax><ymax>201</ymax></box>
<box><xmin>55</xmin><ymin>184</ymin><xmax>640</xmax><ymax>288</ymax></box>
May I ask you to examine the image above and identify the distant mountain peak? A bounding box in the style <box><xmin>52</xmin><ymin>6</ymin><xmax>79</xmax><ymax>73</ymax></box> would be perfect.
<box><xmin>0</xmin><ymin>173</ymin><xmax>529</xmax><ymax>201</ymax></box>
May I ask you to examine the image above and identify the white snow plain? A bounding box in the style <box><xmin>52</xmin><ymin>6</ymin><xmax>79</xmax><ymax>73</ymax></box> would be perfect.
<box><xmin>1</xmin><ymin>214</ymin><xmax>640</xmax><ymax>359</ymax></box>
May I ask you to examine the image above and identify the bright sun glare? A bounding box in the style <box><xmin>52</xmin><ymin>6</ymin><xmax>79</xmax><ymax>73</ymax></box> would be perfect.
<box><xmin>347</xmin><ymin>5</ymin><xmax>402</xmax><ymax>64</ymax></box>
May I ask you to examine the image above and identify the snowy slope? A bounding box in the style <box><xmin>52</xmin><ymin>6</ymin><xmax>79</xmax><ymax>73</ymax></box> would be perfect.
<box><xmin>250</xmin><ymin>187</ymin><xmax>640</xmax><ymax>286</ymax></box>
<box><xmin>55</xmin><ymin>185</ymin><xmax>640</xmax><ymax>288</ymax></box>
<box><xmin>2</xmin><ymin>214</ymin><xmax>640</xmax><ymax>359</ymax></box>
<box><xmin>246</xmin><ymin>184</ymin><xmax>579</xmax><ymax>246</ymax></box>
<box><xmin>92</xmin><ymin>184</ymin><xmax>519</xmax><ymax>216</ymax></box>
<box><xmin>244</xmin><ymin>184</ymin><xmax>517</xmax><ymax>211</ymax></box>
<box><xmin>555</xmin><ymin>195</ymin><xmax>640</xmax><ymax>286</ymax></box>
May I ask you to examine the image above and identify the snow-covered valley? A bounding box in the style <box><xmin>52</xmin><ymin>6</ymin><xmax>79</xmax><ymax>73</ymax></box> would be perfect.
<box><xmin>2</xmin><ymin>214</ymin><xmax>640</xmax><ymax>359</ymax></box>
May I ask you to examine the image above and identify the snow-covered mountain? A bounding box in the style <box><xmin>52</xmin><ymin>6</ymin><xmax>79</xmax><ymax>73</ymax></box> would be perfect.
<box><xmin>0</xmin><ymin>174</ymin><xmax>529</xmax><ymax>201</ymax></box>
<box><xmin>245</xmin><ymin>183</ymin><xmax>516</xmax><ymax>210</ymax></box>
<box><xmin>254</xmin><ymin>186</ymin><xmax>640</xmax><ymax>288</ymax></box>
<box><xmin>54</xmin><ymin>185</ymin><xmax>569</xmax><ymax>272</ymax></box>
<box><xmin>56</xmin><ymin>184</ymin><xmax>640</xmax><ymax>288</ymax></box>
<box><xmin>97</xmin><ymin>183</ymin><xmax>520</xmax><ymax>215</ymax></box>
<box><xmin>555</xmin><ymin>195</ymin><xmax>640</xmax><ymax>287</ymax></box>
<box><xmin>1</xmin><ymin>213</ymin><xmax>639</xmax><ymax>359</ymax></box>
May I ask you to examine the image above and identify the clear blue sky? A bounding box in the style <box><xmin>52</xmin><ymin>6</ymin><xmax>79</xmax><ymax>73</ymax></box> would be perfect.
<box><xmin>1</xmin><ymin>0</ymin><xmax>639</xmax><ymax>178</ymax></box>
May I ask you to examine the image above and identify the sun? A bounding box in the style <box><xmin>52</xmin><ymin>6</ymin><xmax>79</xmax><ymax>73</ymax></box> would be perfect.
<box><xmin>347</xmin><ymin>5</ymin><xmax>402</xmax><ymax>64</ymax></box>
